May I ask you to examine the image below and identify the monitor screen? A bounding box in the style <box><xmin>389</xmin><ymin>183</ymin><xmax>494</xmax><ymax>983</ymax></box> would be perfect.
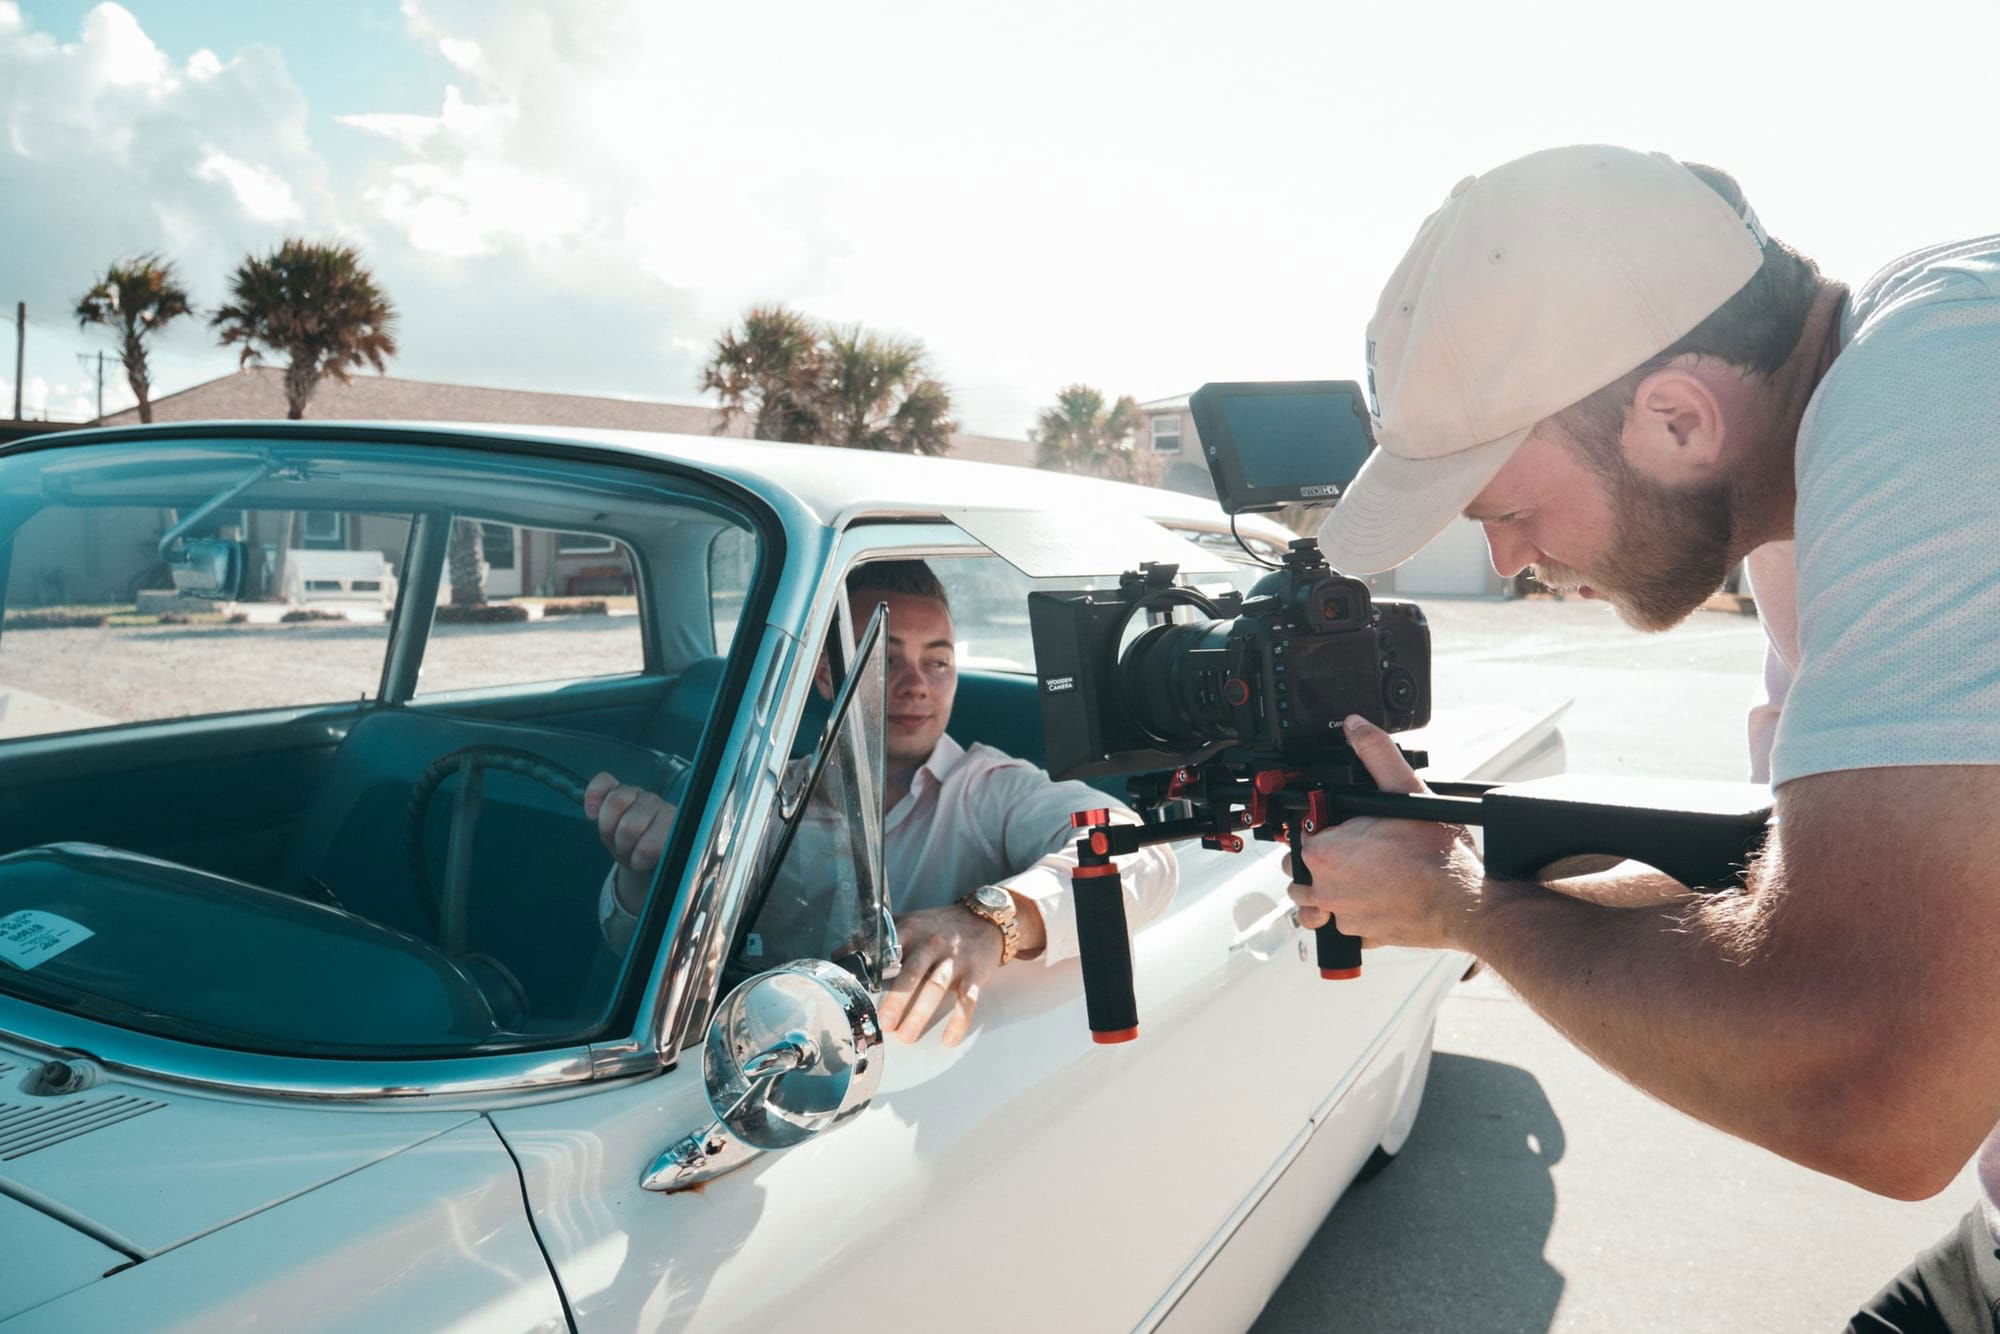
<box><xmin>1188</xmin><ymin>380</ymin><xmax>1374</xmax><ymax>513</ymax></box>
<box><xmin>1218</xmin><ymin>390</ymin><xmax>1374</xmax><ymax>492</ymax></box>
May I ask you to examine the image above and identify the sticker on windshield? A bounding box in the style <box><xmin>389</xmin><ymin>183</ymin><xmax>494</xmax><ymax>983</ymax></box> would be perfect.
<box><xmin>0</xmin><ymin>911</ymin><xmax>94</xmax><ymax>971</ymax></box>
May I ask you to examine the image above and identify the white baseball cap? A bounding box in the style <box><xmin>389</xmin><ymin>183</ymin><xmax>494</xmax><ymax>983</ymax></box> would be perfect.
<box><xmin>1317</xmin><ymin>145</ymin><xmax>1768</xmax><ymax>574</ymax></box>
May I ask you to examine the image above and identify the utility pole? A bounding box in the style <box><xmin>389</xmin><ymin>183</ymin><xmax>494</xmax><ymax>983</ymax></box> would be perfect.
<box><xmin>75</xmin><ymin>350</ymin><xmax>106</xmax><ymax>422</ymax></box>
<box><xmin>11</xmin><ymin>302</ymin><xmax>21</xmax><ymax>421</ymax></box>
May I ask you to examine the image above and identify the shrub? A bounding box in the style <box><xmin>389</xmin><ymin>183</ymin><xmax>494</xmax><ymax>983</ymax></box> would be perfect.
<box><xmin>435</xmin><ymin>602</ymin><xmax>530</xmax><ymax>625</ymax></box>
<box><xmin>280</xmin><ymin>608</ymin><xmax>349</xmax><ymax>623</ymax></box>
<box><xmin>541</xmin><ymin>599</ymin><xmax>608</xmax><ymax>617</ymax></box>
<box><xmin>5</xmin><ymin>610</ymin><xmax>109</xmax><ymax>630</ymax></box>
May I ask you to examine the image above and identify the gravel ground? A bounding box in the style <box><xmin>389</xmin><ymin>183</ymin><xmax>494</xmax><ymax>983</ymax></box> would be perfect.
<box><xmin>0</xmin><ymin>613</ymin><xmax>646</xmax><ymax>734</ymax></box>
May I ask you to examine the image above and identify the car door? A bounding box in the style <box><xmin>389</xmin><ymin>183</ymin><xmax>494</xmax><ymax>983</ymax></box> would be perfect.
<box><xmin>493</xmin><ymin>523</ymin><xmax>1451</xmax><ymax>1332</ymax></box>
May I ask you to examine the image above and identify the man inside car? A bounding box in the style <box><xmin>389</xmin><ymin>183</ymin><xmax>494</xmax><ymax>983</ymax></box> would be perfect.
<box><xmin>591</xmin><ymin>560</ymin><xmax>1177</xmax><ymax>1047</ymax></box>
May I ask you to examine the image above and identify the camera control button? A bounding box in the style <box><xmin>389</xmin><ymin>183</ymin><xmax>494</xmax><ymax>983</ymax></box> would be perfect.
<box><xmin>1222</xmin><ymin>678</ymin><xmax>1250</xmax><ymax>707</ymax></box>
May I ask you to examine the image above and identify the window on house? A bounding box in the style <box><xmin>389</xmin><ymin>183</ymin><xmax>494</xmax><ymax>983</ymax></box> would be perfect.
<box><xmin>300</xmin><ymin>511</ymin><xmax>348</xmax><ymax>549</ymax></box>
<box><xmin>1151</xmin><ymin>416</ymin><xmax>1183</xmax><ymax>454</ymax></box>
<box><xmin>480</xmin><ymin>522</ymin><xmax>517</xmax><ymax>571</ymax></box>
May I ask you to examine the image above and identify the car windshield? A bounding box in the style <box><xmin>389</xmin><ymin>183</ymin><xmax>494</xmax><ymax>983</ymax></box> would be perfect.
<box><xmin>0</xmin><ymin>435</ymin><xmax>767</xmax><ymax>1059</ymax></box>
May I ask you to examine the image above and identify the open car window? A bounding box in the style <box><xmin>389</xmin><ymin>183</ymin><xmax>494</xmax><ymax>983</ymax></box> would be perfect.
<box><xmin>0</xmin><ymin>436</ymin><xmax>768</xmax><ymax>1060</ymax></box>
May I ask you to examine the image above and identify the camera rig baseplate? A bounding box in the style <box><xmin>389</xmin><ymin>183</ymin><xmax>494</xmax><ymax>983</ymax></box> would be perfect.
<box><xmin>1066</xmin><ymin>752</ymin><xmax>1773</xmax><ymax>1044</ymax></box>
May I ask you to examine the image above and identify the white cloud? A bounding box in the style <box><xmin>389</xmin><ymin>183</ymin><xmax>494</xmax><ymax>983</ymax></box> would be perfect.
<box><xmin>195</xmin><ymin>150</ymin><xmax>302</xmax><ymax>224</ymax></box>
<box><xmin>78</xmin><ymin>3</ymin><xmax>166</xmax><ymax>89</ymax></box>
<box><xmin>6</xmin><ymin>0</ymin><xmax>1998</xmax><ymax>440</ymax></box>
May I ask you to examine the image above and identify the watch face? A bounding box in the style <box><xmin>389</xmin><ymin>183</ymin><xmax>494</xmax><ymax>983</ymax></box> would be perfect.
<box><xmin>974</xmin><ymin>886</ymin><xmax>1012</xmax><ymax>914</ymax></box>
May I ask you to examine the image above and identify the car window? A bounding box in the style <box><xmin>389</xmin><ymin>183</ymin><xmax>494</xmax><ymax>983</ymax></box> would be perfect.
<box><xmin>414</xmin><ymin>524</ymin><xmax>646</xmax><ymax>695</ymax></box>
<box><xmin>0</xmin><ymin>437</ymin><xmax>767</xmax><ymax>1060</ymax></box>
<box><xmin>708</xmin><ymin>526</ymin><xmax>756</xmax><ymax>648</ymax></box>
<box><xmin>729</xmin><ymin>603</ymin><xmax>888</xmax><ymax>986</ymax></box>
<box><xmin>0</xmin><ymin>501</ymin><xmax>398</xmax><ymax>739</ymax></box>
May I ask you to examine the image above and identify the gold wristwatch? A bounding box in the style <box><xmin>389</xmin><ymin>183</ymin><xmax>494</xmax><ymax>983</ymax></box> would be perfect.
<box><xmin>961</xmin><ymin>885</ymin><xmax>1021</xmax><ymax>966</ymax></box>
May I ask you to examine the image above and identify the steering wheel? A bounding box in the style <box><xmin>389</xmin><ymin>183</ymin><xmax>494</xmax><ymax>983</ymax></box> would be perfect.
<box><xmin>406</xmin><ymin>744</ymin><xmax>590</xmax><ymax>969</ymax></box>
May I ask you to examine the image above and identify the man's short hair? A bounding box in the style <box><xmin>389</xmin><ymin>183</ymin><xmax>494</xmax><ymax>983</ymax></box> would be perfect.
<box><xmin>1560</xmin><ymin>161</ymin><xmax>1824</xmax><ymax>461</ymax></box>
<box><xmin>847</xmin><ymin>559</ymin><xmax>950</xmax><ymax>612</ymax></box>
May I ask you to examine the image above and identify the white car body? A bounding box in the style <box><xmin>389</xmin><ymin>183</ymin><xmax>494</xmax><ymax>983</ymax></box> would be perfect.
<box><xmin>0</xmin><ymin>423</ymin><xmax>1562</xmax><ymax>1332</ymax></box>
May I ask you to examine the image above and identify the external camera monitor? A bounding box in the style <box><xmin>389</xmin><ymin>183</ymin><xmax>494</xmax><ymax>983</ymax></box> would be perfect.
<box><xmin>1188</xmin><ymin>380</ymin><xmax>1375</xmax><ymax>515</ymax></box>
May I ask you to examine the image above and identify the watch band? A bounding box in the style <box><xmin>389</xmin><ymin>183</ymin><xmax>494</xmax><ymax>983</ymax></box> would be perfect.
<box><xmin>962</xmin><ymin>888</ymin><xmax>1022</xmax><ymax>966</ymax></box>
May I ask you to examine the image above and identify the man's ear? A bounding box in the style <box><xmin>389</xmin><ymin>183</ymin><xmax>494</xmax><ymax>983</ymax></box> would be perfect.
<box><xmin>1622</xmin><ymin>364</ymin><xmax>1725</xmax><ymax>483</ymax></box>
<box><xmin>812</xmin><ymin>653</ymin><xmax>834</xmax><ymax>701</ymax></box>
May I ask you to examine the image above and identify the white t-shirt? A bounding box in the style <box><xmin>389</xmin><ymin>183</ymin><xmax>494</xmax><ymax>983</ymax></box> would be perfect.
<box><xmin>1741</xmin><ymin>233</ymin><xmax>2000</xmax><ymax>1221</ymax></box>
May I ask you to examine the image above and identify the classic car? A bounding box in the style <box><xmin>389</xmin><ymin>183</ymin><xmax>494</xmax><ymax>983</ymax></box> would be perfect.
<box><xmin>0</xmin><ymin>422</ymin><xmax>1562</xmax><ymax>1332</ymax></box>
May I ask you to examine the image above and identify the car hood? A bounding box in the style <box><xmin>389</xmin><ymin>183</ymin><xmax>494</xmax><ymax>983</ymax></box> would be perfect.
<box><xmin>0</xmin><ymin>1038</ymin><xmax>476</xmax><ymax>1320</ymax></box>
<box><xmin>0</xmin><ymin>1192</ymin><xmax>126</xmax><ymax>1320</ymax></box>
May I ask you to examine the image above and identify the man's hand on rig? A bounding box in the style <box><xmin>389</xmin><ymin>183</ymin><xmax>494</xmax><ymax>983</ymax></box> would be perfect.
<box><xmin>1287</xmin><ymin>715</ymin><xmax>1484</xmax><ymax>952</ymax></box>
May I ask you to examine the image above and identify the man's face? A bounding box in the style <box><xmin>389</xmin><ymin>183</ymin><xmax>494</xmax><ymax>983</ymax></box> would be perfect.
<box><xmin>1466</xmin><ymin>419</ymin><xmax>1736</xmax><ymax>633</ymax></box>
<box><xmin>851</xmin><ymin>588</ymin><xmax>958</xmax><ymax>767</ymax></box>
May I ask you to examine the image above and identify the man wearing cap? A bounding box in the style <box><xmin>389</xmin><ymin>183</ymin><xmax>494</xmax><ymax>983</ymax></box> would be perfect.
<box><xmin>1294</xmin><ymin>144</ymin><xmax>2000</xmax><ymax>1327</ymax></box>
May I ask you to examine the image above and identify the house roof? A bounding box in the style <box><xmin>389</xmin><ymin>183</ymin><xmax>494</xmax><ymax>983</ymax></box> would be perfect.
<box><xmin>102</xmin><ymin>367</ymin><xmax>746</xmax><ymax>436</ymax></box>
<box><xmin>102</xmin><ymin>367</ymin><xmax>1035</xmax><ymax>466</ymax></box>
<box><xmin>1138</xmin><ymin>393</ymin><xmax>1190</xmax><ymax>412</ymax></box>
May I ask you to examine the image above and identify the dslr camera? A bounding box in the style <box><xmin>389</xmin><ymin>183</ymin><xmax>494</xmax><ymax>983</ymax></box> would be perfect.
<box><xmin>1029</xmin><ymin>381</ymin><xmax>1430</xmax><ymax>781</ymax></box>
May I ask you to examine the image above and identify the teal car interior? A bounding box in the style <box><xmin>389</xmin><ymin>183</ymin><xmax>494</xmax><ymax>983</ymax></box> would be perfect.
<box><xmin>0</xmin><ymin>433</ymin><xmax>767</xmax><ymax>1056</ymax></box>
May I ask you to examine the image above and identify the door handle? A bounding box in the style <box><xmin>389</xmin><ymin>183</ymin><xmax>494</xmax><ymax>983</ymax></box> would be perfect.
<box><xmin>1228</xmin><ymin>901</ymin><xmax>1298</xmax><ymax>958</ymax></box>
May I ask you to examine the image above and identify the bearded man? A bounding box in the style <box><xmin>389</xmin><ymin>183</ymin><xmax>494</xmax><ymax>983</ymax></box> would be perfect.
<box><xmin>1294</xmin><ymin>145</ymin><xmax>2000</xmax><ymax>1329</ymax></box>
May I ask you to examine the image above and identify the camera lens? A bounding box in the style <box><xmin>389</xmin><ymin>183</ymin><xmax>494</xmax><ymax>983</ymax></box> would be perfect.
<box><xmin>1119</xmin><ymin>619</ymin><xmax>1239</xmax><ymax>749</ymax></box>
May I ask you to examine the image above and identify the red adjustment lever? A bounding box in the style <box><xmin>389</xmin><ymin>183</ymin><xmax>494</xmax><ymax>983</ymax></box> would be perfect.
<box><xmin>1070</xmin><ymin>807</ymin><xmax>1112</xmax><ymax>830</ymax></box>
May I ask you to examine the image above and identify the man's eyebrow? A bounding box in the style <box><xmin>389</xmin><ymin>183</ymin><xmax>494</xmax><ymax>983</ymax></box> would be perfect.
<box><xmin>922</xmin><ymin>638</ymin><xmax>955</xmax><ymax>651</ymax></box>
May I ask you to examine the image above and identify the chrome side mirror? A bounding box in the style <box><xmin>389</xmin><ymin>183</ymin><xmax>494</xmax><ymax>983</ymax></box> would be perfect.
<box><xmin>642</xmin><ymin>959</ymin><xmax>883</xmax><ymax>1192</ymax></box>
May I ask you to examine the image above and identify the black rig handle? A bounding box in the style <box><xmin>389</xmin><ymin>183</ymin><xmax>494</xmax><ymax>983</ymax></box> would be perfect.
<box><xmin>1289</xmin><ymin>818</ymin><xmax>1363</xmax><ymax>980</ymax></box>
<box><xmin>1070</xmin><ymin>812</ymin><xmax>1139</xmax><ymax>1043</ymax></box>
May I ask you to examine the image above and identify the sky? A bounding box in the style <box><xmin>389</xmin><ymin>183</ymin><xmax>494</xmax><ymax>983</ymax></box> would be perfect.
<box><xmin>2</xmin><ymin>0</ymin><xmax>1996</xmax><ymax>435</ymax></box>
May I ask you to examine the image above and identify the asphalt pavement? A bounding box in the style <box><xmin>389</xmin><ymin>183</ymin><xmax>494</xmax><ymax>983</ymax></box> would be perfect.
<box><xmin>1253</xmin><ymin>596</ymin><xmax>1979</xmax><ymax>1333</ymax></box>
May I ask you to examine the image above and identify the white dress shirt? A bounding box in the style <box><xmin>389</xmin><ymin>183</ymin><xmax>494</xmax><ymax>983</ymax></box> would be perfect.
<box><xmin>601</xmin><ymin>732</ymin><xmax>1177</xmax><ymax>965</ymax></box>
<box><xmin>873</xmin><ymin>734</ymin><xmax>1177</xmax><ymax>965</ymax></box>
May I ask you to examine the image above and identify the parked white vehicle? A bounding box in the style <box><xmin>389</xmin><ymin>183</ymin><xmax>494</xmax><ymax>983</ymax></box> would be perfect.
<box><xmin>0</xmin><ymin>423</ymin><xmax>1561</xmax><ymax>1332</ymax></box>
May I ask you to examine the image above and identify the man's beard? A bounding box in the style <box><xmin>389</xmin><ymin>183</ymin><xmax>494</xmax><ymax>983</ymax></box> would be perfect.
<box><xmin>1534</xmin><ymin>466</ymin><xmax>1737</xmax><ymax>633</ymax></box>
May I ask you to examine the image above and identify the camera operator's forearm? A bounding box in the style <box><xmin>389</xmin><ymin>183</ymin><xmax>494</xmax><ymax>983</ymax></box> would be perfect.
<box><xmin>1462</xmin><ymin>879</ymin><xmax>1824</xmax><ymax>1149</ymax></box>
<box><xmin>1541</xmin><ymin>860</ymin><xmax>1694</xmax><ymax>908</ymax></box>
<box><xmin>1455</xmin><ymin>873</ymin><xmax>1902</xmax><ymax>1188</ymax></box>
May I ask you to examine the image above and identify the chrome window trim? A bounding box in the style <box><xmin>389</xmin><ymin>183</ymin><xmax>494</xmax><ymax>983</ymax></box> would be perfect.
<box><xmin>0</xmin><ymin>994</ymin><xmax>600</xmax><ymax>1102</ymax></box>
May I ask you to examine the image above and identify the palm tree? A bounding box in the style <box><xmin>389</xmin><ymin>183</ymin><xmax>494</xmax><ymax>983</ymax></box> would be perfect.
<box><xmin>445</xmin><ymin>520</ymin><xmax>491</xmax><ymax>607</ymax></box>
<box><xmin>700</xmin><ymin>307</ymin><xmax>958</xmax><ymax>454</ymax></box>
<box><xmin>212</xmin><ymin>239</ymin><xmax>396</xmax><ymax>598</ymax></box>
<box><xmin>211</xmin><ymin>238</ymin><xmax>398</xmax><ymax>419</ymax></box>
<box><xmin>700</xmin><ymin>304</ymin><xmax>826</xmax><ymax>442</ymax></box>
<box><xmin>816</xmin><ymin>324</ymin><xmax>957</xmax><ymax>455</ymax></box>
<box><xmin>74</xmin><ymin>254</ymin><xmax>192</xmax><ymax>423</ymax></box>
<box><xmin>1031</xmin><ymin>384</ymin><xmax>1152</xmax><ymax>484</ymax></box>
